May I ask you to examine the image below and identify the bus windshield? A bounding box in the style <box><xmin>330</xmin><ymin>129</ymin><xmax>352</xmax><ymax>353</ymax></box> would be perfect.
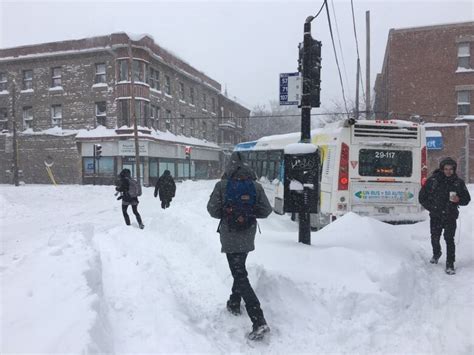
<box><xmin>358</xmin><ymin>149</ymin><xmax>412</xmax><ymax>177</ymax></box>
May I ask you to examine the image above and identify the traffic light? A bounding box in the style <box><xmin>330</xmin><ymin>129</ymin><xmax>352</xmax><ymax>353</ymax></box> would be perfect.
<box><xmin>185</xmin><ymin>146</ymin><xmax>191</xmax><ymax>160</ymax></box>
<box><xmin>94</xmin><ymin>144</ymin><xmax>102</xmax><ymax>159</ymax></box>
<box><xmin>308</xmin><ymin>38</ymin><xmax>322</xmax><ymax>108</ymax></box>
<box><xmin>298</xmin><ymin>38</ymin><xmax>322</xmax><ymax>108</ymax></box>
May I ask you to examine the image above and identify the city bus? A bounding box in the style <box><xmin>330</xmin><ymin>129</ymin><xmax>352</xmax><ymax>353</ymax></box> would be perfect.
<box><xmin>235</xmin><ymin>119</ymin><xmax>427</xmax><ymax>228</ymax></box>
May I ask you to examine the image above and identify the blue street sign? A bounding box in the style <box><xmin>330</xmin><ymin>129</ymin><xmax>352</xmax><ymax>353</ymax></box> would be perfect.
<box><xmin>280</xmin><ymin>72</ymin><xmax>300</xmax><ymax>105</ymax></box>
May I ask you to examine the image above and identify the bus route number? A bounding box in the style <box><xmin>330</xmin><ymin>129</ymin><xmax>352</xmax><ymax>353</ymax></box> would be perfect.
<box><xmin>375</xmin><ymin>151</ymin><xmax>396</xmax><ymax>159</ymax></box>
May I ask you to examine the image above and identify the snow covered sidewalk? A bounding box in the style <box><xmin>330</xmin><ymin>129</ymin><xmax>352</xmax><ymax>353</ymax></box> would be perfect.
<box><xmin>1</xmin><ymin>181</ymin><xmax>473</xmax><ymax>353</ymax></box>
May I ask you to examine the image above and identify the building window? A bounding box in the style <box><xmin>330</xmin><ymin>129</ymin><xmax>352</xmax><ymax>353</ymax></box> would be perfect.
<box><xmin>190</xmin><ymin>87</ymin><xmax>195</xmax><ymax>105</ymax></box>
<box><xmin>179</xmin><ymin>82</ymin><xmax>185</xmax><ymax>100</ymax></box>
<box><xmin>165</xmin><ymin>109</ymin><xmax>172</xmax><ymax>130</ymax></box>
<box><xmin>202</xmin><ymin>93</ymin><xmax>207</xmax><ymax>110</ymax></box>
<box><xmin>0</xmin><ymin>107</ymin><xmax>8</xmax><ymax>131</ymax></box>
<box><xmin>95</xmin><ymin>63</ymin><xmax>106</xmax><ymax>84</ymax></box>
<box><xmin>96</xmin><ymin>102</ymin><xmax>106</xmax><ymax>126</ymax></box>
<box><xmin>165</xmin><ymin>75</ymin><xmax>171</xmax><ymax>95</ymax></box>
<box><xmin>22</xmin><ymin>70</ymin><xmax>33</xmax><ymax>90</ymax></box>
<box><xmin>132</xmin><ymin>60</ymin><xmax>147</xmax><ymax>83</ymax></box>
<box><xmin>120</xmin><ymin>100</ymin><xmax>130</xmax><ymax>126</ymax></box>
<box><xmin>51</xmin><ymin>67</ymin><xmax>62</xmax><ymax>87</ymax></box>
<box><xmin>458</xmin><ymin>43</ymin><xmax>471</xmax><ymax>69</ymax></box>
<box><xmin>457</xmin><ymin>91</ymin><xmax>470</xmax><ymax>115</ymax></box>
<box><xmin>51</xmin><ymin>105</ymin><xmax>62</xmax><ymax>127</ymax></box>
<box><xmin>190</xmin><ymin>118</ymin><xmax>195</xmax><ymax>137</ymax></box>
<box><xmin>150</xmin><ymin>104</ymin><xmax>156</xmax><ymax>129</ymax></box>
<box><xmin>119</xmin><ymin>60</ymin><xmax>129</xmax><ymax>81</ymax></box>
<box><xmin>211</xmin><ymin>97</ymin><xmax>216</xmax><ymax>113</ymax></box>
<box><xmin>23</xmin><ymin>106</ymin><xmax>33</xmax><ymax>129</ymax></box>
<box><xmin>180</xmin><ymin>114</ymin><xmax>185</xmax><ymax>135</ymax></box>
<box><xmin>202</xmin><ymin>121</ymin><xmax>207</xmax><ymax>139</ymax></box>
<box><xmin>149</xmin><ymin>68</ymin><xmax>160</xmax><ymax>90</ymax></box>
<box><xmin>0</xmin><ymin>72</ymin><xmax>7</xmax><ymax>91</ymax></box>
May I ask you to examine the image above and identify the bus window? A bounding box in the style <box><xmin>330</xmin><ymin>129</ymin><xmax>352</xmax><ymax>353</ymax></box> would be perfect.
<box><xmin>359</xmin><ymin>149</ymin><xmax>412</xmax><ymax>177</ymax></box>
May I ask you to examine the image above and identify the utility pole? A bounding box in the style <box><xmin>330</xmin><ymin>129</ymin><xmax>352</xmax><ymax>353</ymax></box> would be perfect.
<box><xmin>11</xmin><ymin>82</ymin><xmax>19</xmax><ymax>186</ymax></box>
<box><xmin>298</xmin><ymin>16</ymin><xmax>321</xmax><ymax>245</ymax></box>
<box><xmin>366</xmin><ymin>10</ymin><xmax>371</xmax><ymax>118</ymax></box>
<box><xmin>128</xmin><ymin>41</ymin><xmax>141</xmax><ymax>183</ymax></box>
<box><xmin>355</xmin><ymin>58</ymin><xmax>360</xmax><ymax>120</ymax></box>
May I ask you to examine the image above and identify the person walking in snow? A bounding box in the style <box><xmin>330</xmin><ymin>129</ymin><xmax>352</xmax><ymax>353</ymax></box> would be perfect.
<box><xmin>207</xmin><ymin>151</ymin><xmax>273</xmax><ymax>341</ymax></box>
<box><xmin>115</xmin><ymin>168</ymin><xmax>144</xmax><ymax>229</ymax></box>
<box><xmin>154</xmin><ymin>170</ymin><xmax>176</xmax><ymax>209</ymax></box>
<box><xmin>418</xmin><ymin>157</ymin><xmax>470</xmax><ymax>274</ymax></box>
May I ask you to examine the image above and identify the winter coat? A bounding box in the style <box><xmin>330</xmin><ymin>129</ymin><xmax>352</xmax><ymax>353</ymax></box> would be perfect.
<box><xmin>207</xmin><ymin>159</ymin><xmax>273</xmax><ymax>254</ymax></box>
<box><xmin>154</xmin><ymin>171</ymin><xmax>176</xmax><ymax>201</ymax></box>
<box><xmin>418</xmin><ymin>158</ymin><xmax>470</xmax><ymax>220</ymax></box>
<box><xmin>116</xmin><ymin>176</ymin><xmax>139</xmax><ymax>206</ymax></box>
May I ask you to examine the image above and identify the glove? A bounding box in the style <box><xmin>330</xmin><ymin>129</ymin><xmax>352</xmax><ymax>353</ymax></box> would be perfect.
<box><xmin>117</xmin><ymin>195</ymin><xmax>123</xmax><ymax>200</ymax></box>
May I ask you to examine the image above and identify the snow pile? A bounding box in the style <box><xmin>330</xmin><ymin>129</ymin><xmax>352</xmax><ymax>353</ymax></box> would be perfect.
<box><xmin>1</xmin><ymin>182</ymin><xmax>473</xmax><ymax>353</ymax></box>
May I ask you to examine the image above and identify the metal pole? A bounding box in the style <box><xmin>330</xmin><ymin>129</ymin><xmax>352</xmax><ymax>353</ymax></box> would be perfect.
<box><xmin>11</xmin><ymin>82</ymin><xmax>19</xmax><ymax>186</ymax></box>
<box><xmin>366</xmin><ymin>11</ymin><xmax>371</xmax><ymax>118</ymax></box>
<box><xmin>93</xmin><ymin>144</ymin><xmax>96</xmax><ymax>186</ymax></box>
<box><xmin>128</xmin><ymin>41</ymin><xmax>141</xmax><ymax>183</ymax></box>
<box><xmin>299</xmin><ymin>16</ymin><xmax>314</xmax><ymax>245</ymax></box>
<box><xmin>356</xmin><ymin>58</ymin><xmax>360</xmax><ymax>120</ymax></box>
<box><xmin>188</xmin><ymin>152</ymin><xmax>191</xmax><ymax>180</ymax></box>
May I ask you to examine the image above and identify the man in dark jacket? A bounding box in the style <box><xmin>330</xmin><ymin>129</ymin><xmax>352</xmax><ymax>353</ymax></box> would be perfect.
<box><xmin>418</xmin><ymin>157</ymin><xmax>470</xmax><ymax>274</ymax></box>
<box><xmin>116</xmin><ymin>168</ymin><xmax>144</xmax><ymax>229</ymax></box>
<box><xmin>154</xmin><ymin>170</ymin><xmax>176</xmax><ymax>209</ymax></box>
<box><xmin>207</xmin><ymin>151</ymin><xmax>273</xmax><ymax>341</ymax></box>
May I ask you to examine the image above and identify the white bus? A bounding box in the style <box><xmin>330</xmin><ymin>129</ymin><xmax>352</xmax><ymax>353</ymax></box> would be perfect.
<box><xmin>235</xmin><ymin>119</ymin><xmax>428</xmax><ymax>228</ymax></box>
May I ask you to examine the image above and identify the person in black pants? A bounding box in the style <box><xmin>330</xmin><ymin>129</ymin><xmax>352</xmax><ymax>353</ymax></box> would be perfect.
<box><xmin>207</xmin><ymin>152</ymin><xmax>273</xmax><ymax>340</ymax></box>
<box><xmin>154</xmin><ymin>170</ymin><xmax>176</xmax><ymax>209</ymax></box>
<box><xmin>116</xmin><ymin>169</ymin><xmax>144</xmax><ymax>229</ymax></box>
<box><xmin>419</xmin><ymin>157</ymin><xmax>470</xmax><ymax>274</ymax></box>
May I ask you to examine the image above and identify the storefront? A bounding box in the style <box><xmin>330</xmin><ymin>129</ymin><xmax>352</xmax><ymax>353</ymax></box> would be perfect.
<box><xmin>80</xmin><ymin>137</ymin><xmax>221</xmax><ymax>186</ymax></box>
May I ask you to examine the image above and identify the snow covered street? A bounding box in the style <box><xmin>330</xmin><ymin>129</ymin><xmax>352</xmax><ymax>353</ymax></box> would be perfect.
<box><xmin>1</xmin><ymin>181</ymin><xmax>473</xmax><ymax>354</ymax></box>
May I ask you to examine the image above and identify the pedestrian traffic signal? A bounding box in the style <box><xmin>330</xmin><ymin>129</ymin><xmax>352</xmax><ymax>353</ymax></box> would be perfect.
<box><xmin>185</xmin><ymin>146</ymin><xmax>191</xmax><ymax>160</ymax></box>
<box><xmin>94</xmin><ymin>144</ymin><xmax>102</xmax><ymax>159</ymax></box>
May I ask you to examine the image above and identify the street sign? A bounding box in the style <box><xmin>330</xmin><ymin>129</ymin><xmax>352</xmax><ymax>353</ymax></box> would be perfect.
<box><xmin>279</xmin><ymin>72</ymin><xmax>301</xmax><ymax>105</ymax></box>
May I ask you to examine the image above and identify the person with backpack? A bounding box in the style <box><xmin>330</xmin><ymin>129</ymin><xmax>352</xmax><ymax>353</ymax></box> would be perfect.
<box><xmin>207</xmin><ymin>151</ymin><xmax>273</xmax><ymax>341</ymax></box>
<box><xmin>154</xmin><ymin>170</ymin><xmax>176</xmax><ymax>209</ymax></box>
<box><xmin>418</xmin><ymin>157</ymin><xmax>470</xmax><ymax>274</ymax></box>
<box><xmin>116</xmin><ymin>168</ymin><xmax>145</xmax><ymax>229</ymax></box>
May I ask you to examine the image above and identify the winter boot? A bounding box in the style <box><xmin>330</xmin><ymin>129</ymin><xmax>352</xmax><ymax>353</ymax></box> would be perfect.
<box><xmin>430</xmin><ymin>253</ymin><xmax>442</xmax><ymax>264</ymax></box>
<box><xmin>226</xmin><ymin>300</ymin><xmax>241</xmax><ymax>316</ymax></box>
<box><xmin>248</xmin><ymin>323</ymin><xmax>270</xmax><ymax>341</ymax></box>
<box><xmin>139</xmin><ymin>223</ymin><xmax>145</xmax><ymax>230</ymax></box>
<box><xmin>445</xmin><ymin>262</ymin><xmax>456</xmax><ymax>275</ymax></box>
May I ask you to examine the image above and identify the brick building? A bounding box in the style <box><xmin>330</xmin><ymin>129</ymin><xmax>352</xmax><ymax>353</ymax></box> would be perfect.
<box><xmin>0</xmin><ymin>33</ymin><xmax>250</xmax><ymax>185</ymax></box>
<box><xmin>374</xmin><ymin>22</ymin><xmax>474</xmax><ymax>182</ymax></box>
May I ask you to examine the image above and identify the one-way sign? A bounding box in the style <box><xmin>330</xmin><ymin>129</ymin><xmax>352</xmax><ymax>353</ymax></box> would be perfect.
<box><xmin>279</xmin><ymin>72</ymin><xmax>301</xmax><ymax>105</ymax></box>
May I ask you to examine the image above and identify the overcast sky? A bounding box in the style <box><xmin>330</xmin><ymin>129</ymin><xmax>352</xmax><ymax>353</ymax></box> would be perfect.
<box><xmin>1</xmin><ymin>0</ymin><xmax>472</xmax><ymax>111</ymax></box>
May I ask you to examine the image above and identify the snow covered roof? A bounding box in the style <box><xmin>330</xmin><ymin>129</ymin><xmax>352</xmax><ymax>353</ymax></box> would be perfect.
<box><xmin>6</xmin><ymin>125</ymin><xmax>220</xmax><ymax>149</ymax></box>
<box><xmin>75</xmin><ymin>126</ymin><xmax>221</xmax><ymax>149</ymax></box>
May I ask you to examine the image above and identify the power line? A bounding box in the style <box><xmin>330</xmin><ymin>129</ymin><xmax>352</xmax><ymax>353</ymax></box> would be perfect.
<box><xmin>311</xmin><ymin>0</ymin><xmax>327</xmax><ymax>21</ymax></box>
<box><xmin>330</xmin><ymin>0</ymin><xmax>351</xmax><ymax>98</ymax></box>
<box><xmin>324</xmin><ymin>1</ymin><xmax>349</xmax><ymax>116</ymax></box>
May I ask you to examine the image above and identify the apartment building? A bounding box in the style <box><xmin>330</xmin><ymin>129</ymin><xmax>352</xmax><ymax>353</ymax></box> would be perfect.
<box><xmin>374</xmin><ymin>22</ymin><xmax>474</xmax><ymax>182</ymax></box>
<box><xmin>0</xmin><ymin>33</ymin><xmax>250</xmax><ymax>184</ymax></box>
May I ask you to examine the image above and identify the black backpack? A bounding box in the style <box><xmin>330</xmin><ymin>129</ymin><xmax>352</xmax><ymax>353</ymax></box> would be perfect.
<box><xmin>223</xmin><ymin>177</ymin><xmax>257</xmax><ymax>231</ymax></box>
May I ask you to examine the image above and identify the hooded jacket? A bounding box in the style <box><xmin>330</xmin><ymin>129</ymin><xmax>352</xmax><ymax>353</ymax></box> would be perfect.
<box><xmin>154</xmin><ymin>170</ymin><xmax>176</xmax><ymax>201</ymax></box>
<box><xmin>207</xmin><ymin>152</ymin><xmax>273</xmax><ymax>253</ymax></box>
<box><xmin>418</xmin><ymin>157</ymin><xmax>470</xmax><ymax>219</ymax></box>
